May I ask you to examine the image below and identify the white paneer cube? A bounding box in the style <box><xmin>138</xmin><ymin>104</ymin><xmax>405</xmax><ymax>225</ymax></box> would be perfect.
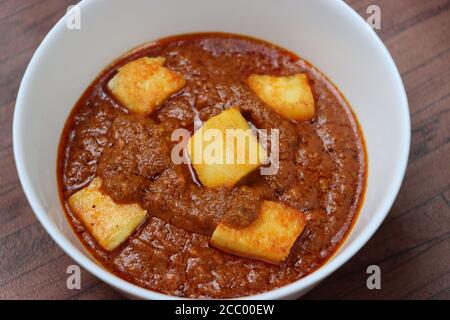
<box><xmin>187</xmin><ymin>108</ymin><xmax>267</xmax><ymax>188</ymax></box>
<box><xmin>248</xmin><ymin>74</ymin><xmax>315</xmax><ymax>120</ymax></box>
<box><xmin>210</xmin><ymin>201</ymin><xmax>307</xmax><ymax>264</ymax></box>
<box><xmin>108</xmin><ymin>56</ymin><xmax>186</xmax><ymax>115</ymax></box>
<box><xmin>68</xmin><ymin>177</ymin><xmax>147</xmax><ymax>251</ymax></box>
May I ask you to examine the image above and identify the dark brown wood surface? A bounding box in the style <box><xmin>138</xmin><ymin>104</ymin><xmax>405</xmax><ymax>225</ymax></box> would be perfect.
<box><xmin>0</xmin><ymin>0</ymin><xmax>449</xmax><ymax>300</ymax></box>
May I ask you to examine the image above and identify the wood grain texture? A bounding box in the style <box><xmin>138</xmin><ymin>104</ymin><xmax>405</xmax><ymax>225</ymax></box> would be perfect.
<box><xmin>0</xmin><ymin>0</ymin><xmax>448</xmax><ymax>300</ymax></box>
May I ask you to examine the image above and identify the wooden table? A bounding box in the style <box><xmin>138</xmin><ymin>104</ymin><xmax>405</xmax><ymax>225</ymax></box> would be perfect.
<box><xmin>0</xmin><ymin>0</ymin><xmax>449</xmax><ymax>300</ymax></box>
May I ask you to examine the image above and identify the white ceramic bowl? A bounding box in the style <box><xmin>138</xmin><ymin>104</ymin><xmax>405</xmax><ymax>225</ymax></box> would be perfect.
<box><xmin>13</xmin><ymin>0</ymin><xmax>409</xmax><ymax>299</ymax></box>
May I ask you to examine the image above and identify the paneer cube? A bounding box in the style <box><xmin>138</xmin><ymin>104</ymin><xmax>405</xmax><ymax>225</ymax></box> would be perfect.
<box><xmin>248</xmin><ymin>74</ymin><xmax>315</xmax><ymax>120</ymax></box>
<box><xmin>187</xmin><ymin>108</ymin><xmax>267</xmax><ymax>188</ymax></box>
<box><xmin>107</xmin><ymin>56</ymin><xmax>185</xmax><ymax>115</ymax></box>
<box><xmin>68</xmin><ymin>177</ymin><xmax>147</xmax><ymax>251</ymax></box>
<box><xmin>210</xmin><ymin>201</ymin><xmax>306</xmax><ymax>264</ymax></box>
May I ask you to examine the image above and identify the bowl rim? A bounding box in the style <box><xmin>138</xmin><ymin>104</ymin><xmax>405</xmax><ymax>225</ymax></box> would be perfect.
<box><xmin>13</xmin><ymin>0</ymin><xmax>410</xmax><ymax>300</ymax></box>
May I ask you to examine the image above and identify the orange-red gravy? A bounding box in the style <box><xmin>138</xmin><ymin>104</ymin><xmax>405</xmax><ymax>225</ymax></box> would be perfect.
<box><xmin>58</xmin><ymin>33</ymin><xmax>366</xmax><ymax>298</ymax></box>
